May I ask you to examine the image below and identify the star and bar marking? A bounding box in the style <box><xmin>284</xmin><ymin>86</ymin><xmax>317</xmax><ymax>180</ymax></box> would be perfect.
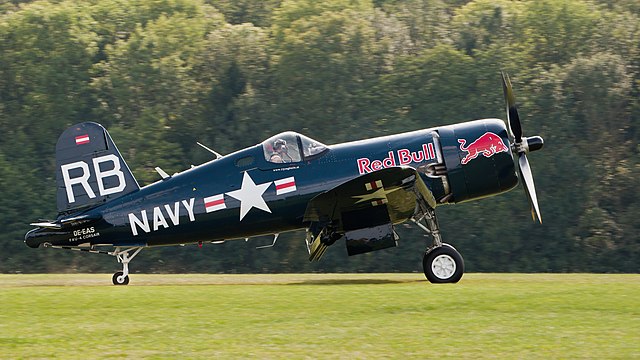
<box><xmin>203</xmin><ymin>172</ymin><xmax>297</xmax><ymax>221</ymax></box>
<box><xmin>226</xmin><ymin>172</ymin><xmax>273</xmax><ymax>221</ymax></box>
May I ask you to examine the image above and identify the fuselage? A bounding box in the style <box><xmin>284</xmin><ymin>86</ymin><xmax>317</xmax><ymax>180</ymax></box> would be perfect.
<box><xmin>25</xmin><ymin>118</ymin><xmax>518</xmax><ymax>249</ymax></box>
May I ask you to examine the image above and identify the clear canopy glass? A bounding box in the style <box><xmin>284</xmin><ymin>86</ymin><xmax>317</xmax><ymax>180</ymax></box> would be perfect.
<box><xmin>262</xmin><ymin>132</ymin><xmax>328</xmax><ymax>163</ymax></box>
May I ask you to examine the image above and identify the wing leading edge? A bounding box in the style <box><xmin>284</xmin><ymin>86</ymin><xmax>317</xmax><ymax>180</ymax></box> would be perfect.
<box><xmin>303</xmin><ymin>167</ymin><xmax>437</xmax><ymax>260</ymax></box>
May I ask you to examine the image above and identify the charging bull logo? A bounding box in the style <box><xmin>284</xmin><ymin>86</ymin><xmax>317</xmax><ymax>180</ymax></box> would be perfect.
<box><xmin>458</xmin><ymin>132</ymin><xmax>509</xmax><ymax>165</ymax></box>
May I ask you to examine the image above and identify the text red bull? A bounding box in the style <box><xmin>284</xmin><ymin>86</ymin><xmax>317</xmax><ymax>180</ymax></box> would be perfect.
<box><xmin>458</xmin><ymin>132</ymin><xmax>509</xmax><ymax>165</ymax></box>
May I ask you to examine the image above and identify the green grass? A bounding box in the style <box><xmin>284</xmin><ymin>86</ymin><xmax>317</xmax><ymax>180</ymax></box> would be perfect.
<box><xmin>1</xmin><ymin>274</ymin><xmax>638</xmax><ymax>359</ymax></box>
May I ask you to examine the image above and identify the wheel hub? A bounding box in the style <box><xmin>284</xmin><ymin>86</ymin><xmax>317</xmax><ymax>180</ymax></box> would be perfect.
<box><xmin>431</xmin><ymin>254</ymin><xmax>457</xmax><ymax>280</ymax></box>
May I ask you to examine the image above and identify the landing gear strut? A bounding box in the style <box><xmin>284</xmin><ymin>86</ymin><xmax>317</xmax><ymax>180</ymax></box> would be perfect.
<box><xmin>306</xmin><ymin>222</ymin><xmax>341</xmax><ymax>262</ymax></box>
<box><xmin>110</xmin><ymin>247</ymin><xmax>143</xmax><ymax>285</ymax></box>
<box><xmin>412</xmin><ymin>207</ymin><xmax>464</xmax><ymax>283</ymax></box>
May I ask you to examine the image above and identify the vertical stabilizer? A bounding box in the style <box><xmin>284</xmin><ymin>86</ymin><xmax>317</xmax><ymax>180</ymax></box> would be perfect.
<box><xmin>56</xmin><ymin>122</ymin><xmax>139</xmax><ymax>214</ymax></box>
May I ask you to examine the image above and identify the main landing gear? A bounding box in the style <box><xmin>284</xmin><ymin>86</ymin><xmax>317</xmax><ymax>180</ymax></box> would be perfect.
<box><xmin>110</xmin><ymin>247</ymin><xmax>143</xmax><ymax>285</ymax></box>
<box><xmin>412</xmin><ymin>207</ymin><xmax>464</xmax><ymax>283</ymax></box>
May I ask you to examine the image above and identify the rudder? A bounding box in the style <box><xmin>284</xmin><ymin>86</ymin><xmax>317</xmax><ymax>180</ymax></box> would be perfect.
<box><xmin>56</xmin><ymin>122</ymin><xmax>139</xmax><ymax>215</ymax></box>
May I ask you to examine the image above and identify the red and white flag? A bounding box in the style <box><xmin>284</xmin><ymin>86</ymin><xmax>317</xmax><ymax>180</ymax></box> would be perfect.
<box><xmin>75</xmin><ymin>134</ymin><xmax>90</xmax><ymax>145</ymax></box>
<box><xmin>204</xmin><ymin>194</ymin><xmax>226</xmax><ymax>213</ymax></box>
<box><xmin>275</xmin><ymin>177</ymin><xmax>296</xmax><ymax>195</ymax></box>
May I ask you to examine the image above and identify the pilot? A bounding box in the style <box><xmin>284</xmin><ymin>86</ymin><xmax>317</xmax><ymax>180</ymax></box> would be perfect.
<box><xmin>270</xmin><ymin>139</ymin><xmax>289</xmax><ymax>163</ymax></box>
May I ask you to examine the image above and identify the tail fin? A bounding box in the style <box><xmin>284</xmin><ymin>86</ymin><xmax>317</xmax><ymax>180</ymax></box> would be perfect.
<box><xmin>56</xmin><ymin>122</ymin><xmax>139</xmax><ymax>215</ymax></box>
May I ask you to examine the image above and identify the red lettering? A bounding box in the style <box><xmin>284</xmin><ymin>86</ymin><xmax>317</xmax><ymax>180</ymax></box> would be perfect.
<box><xmin>371</xmin><ymin>160</ymin><xmax>383</xmax><ymax>171</ymax></box>
<box><xmin>411</xmin><ymin>150</ymin><xmax>424</xmax><ymax>163</ymax></box>
<box><xmin>357</xmin><ymin>144</ymin><xmax>435</xmax><ymax>174</ymax></box>
<box><xmin>357</xmin><ymin>158</ymin><xmax>371</xmax><ymax>174</ymax></box>
<box><xmin>383</xmin><ymin>151</ymin><xmax>396</xmax><ymax>167</ymax></box>
<box><xmin>426</xmin><ymin>143</ymin><xmax>435</xmax><ymax>160</ymax></box>
<box><xmin>398</xmin><ymin>149</ymin><xmax>411</xmax><ymax>165</ymax></box>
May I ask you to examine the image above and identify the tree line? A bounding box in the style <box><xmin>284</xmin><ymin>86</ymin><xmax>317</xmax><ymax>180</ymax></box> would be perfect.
<box><xmin>1</xmin><ymin>0</ymin><xmax>639</xmax><ymax>273</ymax></box>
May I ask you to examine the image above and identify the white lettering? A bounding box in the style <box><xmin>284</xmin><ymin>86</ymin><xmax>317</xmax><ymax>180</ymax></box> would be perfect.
<box><xmin>73</xmin><ymin>227</ymin><xmax>95</xmax><ymax>237</ymax></box>
<box><xmin>129</xmin><ymin>210</ymin><xmax>150</xmax><ymax>236</ymax></box>
<box><xmin>127</xmin><ymin>198</ymin><xmax>197</xmax><ymax>236</ymax></box>
<box><xmin>93</xmin><ymin>154</ymin><xmax>126</xmax><ymax>196</ymax></box>
<box><xmin>182</xmin><ymin>198</ymin><xmax>195</xmax><ymax>221</ymax></box>
<box><xmin>61</xmin><ymin>161</ymin><xmax>96</xmax><ymax>203</ymax></box>
<box><xmin>164</xmin><ymin>202</ymin><xmax>180</xmax><ymax>226</ymax></box>
<box><xmin>152</xmin><ymin>206</ymin><xmax>169</xmax><ymax>231</ymax></box>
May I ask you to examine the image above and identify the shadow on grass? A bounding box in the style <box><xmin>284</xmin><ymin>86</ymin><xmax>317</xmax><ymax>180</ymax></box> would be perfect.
<box><xmin>286</xmin><ymin>278</ymin><xmax>425</xmax><ymax>286</ymax></box>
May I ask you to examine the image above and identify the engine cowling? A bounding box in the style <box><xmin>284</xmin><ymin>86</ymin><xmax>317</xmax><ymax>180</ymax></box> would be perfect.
<box><xmin>438</xmin><ymin>119</ymin><xmax>518</xmax><ymax>203</ymax></box>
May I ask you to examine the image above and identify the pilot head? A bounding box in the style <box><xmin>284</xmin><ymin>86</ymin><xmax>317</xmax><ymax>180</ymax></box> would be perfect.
<box><xmin>274</xmin><ymin>139</ymin><xmax>287</xmax><ymax>153</ymax></box>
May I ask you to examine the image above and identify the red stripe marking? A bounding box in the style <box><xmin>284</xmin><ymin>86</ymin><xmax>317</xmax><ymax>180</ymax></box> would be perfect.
<box><xmin>276</xmin><ymin>181</ymin><xmax>295</xmax><ymax>190</ymax></box>
<box><xmin>75</xmin><ymin>135</ymin><xmax>90</xmax><ymax>145</ymax></box>
<box><xmin>205</xmin><ymin>199</ymin><xmax>225</xmax><ymax>207</ymax></box>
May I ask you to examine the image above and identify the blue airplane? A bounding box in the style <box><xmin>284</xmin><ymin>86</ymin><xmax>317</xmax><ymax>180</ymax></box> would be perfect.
<box><xmin>25</xmin><ymin>73</ymin><xmax>543</xmax><ymax>285</ymax></box>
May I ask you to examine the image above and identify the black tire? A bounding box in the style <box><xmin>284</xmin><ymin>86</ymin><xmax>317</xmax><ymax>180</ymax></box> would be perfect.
<box><xmin>112</xmin><ymin>271</ymin><xmax>130</xmax><ymax>285</ymax></box>
<box><xmin>423</xmin><ymin>244</ymin><xmax>464</xmax><ymax>283</ymax></box>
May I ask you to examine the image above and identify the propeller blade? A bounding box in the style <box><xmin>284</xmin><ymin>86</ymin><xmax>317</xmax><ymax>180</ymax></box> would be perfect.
<box><xmin>518</xmin><ymin>153</ymin><xmax>542</xmax><ymax>223</ymax></box>
<box><xmin>501</xmin><ymin>71</ymin><xmax>523</xmax><ymax>143</ymax></box>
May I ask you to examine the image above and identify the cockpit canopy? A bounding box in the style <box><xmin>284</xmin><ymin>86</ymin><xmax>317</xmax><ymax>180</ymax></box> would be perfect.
<box><xmin>262</xmin><ymin>131</ymin><xmax>328</xmax><ymax>163</ymax></box>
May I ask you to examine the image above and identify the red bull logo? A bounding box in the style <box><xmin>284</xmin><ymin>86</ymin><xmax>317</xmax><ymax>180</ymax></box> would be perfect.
<box><xmin>458</xmin><ymin>132</ymin><xmax>509</xmax><ymax>165</ymax></box>
<box><xmin>356</xmin><ymin>143</ymin><xmax>436</xmax><ymax>174</ymax></box>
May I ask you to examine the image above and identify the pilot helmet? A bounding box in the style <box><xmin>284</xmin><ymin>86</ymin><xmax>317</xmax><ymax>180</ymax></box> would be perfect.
<box><xmin>274</xmin><ymin>139</ymin><xmax>287</xmax><ymax>151</ymax></box>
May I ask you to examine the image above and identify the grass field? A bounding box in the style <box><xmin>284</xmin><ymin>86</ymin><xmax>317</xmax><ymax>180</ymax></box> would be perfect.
<box><xmin>1</xmin><ymin>273</ymin><xmax>638</xmax><ymax>359</ymax></box>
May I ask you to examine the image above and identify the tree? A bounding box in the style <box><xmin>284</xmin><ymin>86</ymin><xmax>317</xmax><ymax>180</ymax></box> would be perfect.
<box><xmin>91</xmin><ymin>7</ymin><xmax>225</xmax><ymax>180</ymax></box>
<box><xmin>380</xmin><ymin>44</ymin><xmax>478</xmax><ymax>128</ymax></box>
<box><xmin>192</xmin><ymin>23</ymin><xmax>271</xmax><ymax>156</ymax></box>
<box><xmin>0</xmin><ymin>1</ymin><xmax>98</xmax><ymax>167</ymax></box>
<box><xmin>2</xmin><ymin>0</ymin><xmax>640</xmax><ymax>274</ymax></box>
<box><xmin>271</xmin><ymin>2</ymin><xmax>411</xmax><ymax>141</ymax></box>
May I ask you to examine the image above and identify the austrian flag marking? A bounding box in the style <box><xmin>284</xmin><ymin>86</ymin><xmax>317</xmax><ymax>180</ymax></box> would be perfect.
<box><xmin>275</xmin><ymin>177</ymin><xmax>296</xmax><ymax>195</ymax></box>
<box><xmin>75</xmin><ymin>134</ymin><xmax>90</xmax><ymax>145</ymax></box>
<box><xmin>204</xmin><ymin>194</ymin><xmax>226</xmax><ymax>213</ymax></box>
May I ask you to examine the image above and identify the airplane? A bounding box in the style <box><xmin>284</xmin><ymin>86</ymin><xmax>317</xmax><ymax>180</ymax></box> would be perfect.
<box><xmin>25</xmin><ymin>72</ymin><xmax>543</xmax><ymax>285</ymax></box>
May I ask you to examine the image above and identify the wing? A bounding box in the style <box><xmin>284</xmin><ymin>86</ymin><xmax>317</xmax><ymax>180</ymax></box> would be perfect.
<box><xmin>303</xmin><ymin>167</ymin><xmax>436</xmax><ymax>260</ymax></box>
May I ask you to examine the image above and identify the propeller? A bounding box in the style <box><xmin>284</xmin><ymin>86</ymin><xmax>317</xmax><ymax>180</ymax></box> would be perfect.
<box><xmin>500</xmin><ymin>71</ymin><xmax>544</xmax><ymax>223</ymax></box>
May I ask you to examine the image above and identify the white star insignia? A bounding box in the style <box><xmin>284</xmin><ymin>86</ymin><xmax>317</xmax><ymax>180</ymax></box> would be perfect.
<box><xmin>226</xmin><ymin>172</ymin><xmax>273</xmax><ymax>221</ymax></box>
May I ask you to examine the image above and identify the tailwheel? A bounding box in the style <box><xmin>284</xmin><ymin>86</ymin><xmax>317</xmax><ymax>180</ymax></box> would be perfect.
<box><xmin>423</xmin><ymin>244</ymin><xmax>464</xmax><ymax>283</ymax></box>
<box><xmin>109</xmin><ymin>246</ymin><xmax>143</xmax><ymax>286</ymax></box>
<box><xmin>112</xmin><ymin>271</ymin><xmax>129</xmax><ymax>285</ymax></box>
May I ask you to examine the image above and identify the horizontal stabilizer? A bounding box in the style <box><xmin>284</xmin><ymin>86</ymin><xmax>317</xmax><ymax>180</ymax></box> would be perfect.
<box><xmin>30</xmin><ymin>214</ymin><xmax>101</xmax><ymax>230</ymax></box>
<box><xmin>29</xmin><ymin>221</ymin><xmax>62</xmax><ymax>230</ymax></box>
